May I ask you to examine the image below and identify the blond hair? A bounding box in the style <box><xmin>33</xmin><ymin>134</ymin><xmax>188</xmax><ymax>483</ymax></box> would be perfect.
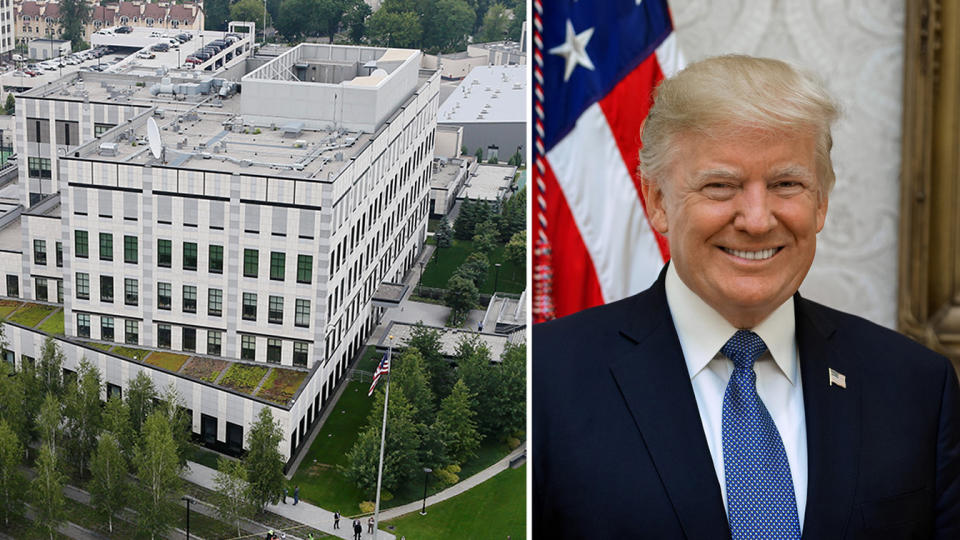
<box><xmin>639</xmin><ymin>55</ymin><xmax>839</xmax><ymax>193</ymax></box>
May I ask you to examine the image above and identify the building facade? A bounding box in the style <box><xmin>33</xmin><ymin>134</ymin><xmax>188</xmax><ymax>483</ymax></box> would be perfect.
<box><xmin>3</xmin><ymin>43</ymin><xmax>438</xmax><ymax>460</ymax></box>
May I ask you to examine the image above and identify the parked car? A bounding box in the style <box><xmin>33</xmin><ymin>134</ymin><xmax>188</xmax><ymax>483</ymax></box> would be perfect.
<box><xmin>151</xmin><ymin>43</ymin><xmax>169</xmax><ymax>52</ymax></box>
<box><xmin>116</xmin><ymin>26</ymin><xmax>133</xmax><ymax>34</ymax></box>
<box><xmin>184</xmin><ymin>56</ymin><xmax>202</xmax><ymax>65</ymax></box>
<box><xmin>137</xmin><ymin>51</ymin><xmax>156</xmax><ymax>59</ymax></box>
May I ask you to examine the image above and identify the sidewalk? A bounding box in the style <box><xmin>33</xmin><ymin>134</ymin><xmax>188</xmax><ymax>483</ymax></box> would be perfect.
<box><xmin>183</xmin><ymin>461</ymin><xmax>396</xmax><ymax>540</ymax></box>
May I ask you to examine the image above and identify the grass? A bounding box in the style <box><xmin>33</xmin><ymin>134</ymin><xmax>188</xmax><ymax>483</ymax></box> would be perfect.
<box><xmin>8</xmin><ymin>302</ymin><xmax>57</xmax><ymax>327</ymax></box>
<box><xmin>111</xmin><ymin>345</ymin><xmax>151</xmax><ymax>360</ymax></box>
<box><xmin>4</xmin><ymin>513</ymin><xmax>71</xmax><ymax>539</ymax></box>
<box><xmin>86</xmin><ymin>342</ymin><xmax>113</xmax><ymax>352</ymax></box>
<box><xmin>185</xmin><ymin>442</ymin><xmax>223</xmax><ymax>469</ymax></box>
<box><xmin>219</xmin><ymin>363</ymin><xmax>269</xmax><ymax>394</ymax></box>
<box><xmin>182</xmin><ymin>356</ymin><xmax>230</xmax><ymax>383</ymax></box>
<box><xmin>384</xmin><ymin>465</ymin><xmax>526</xmax><ymax>540</ymax></box>
<box><xmin>37</xmin><ymin>309</ymin><xmax>64</xmax><ymax>334</ymax></box>
<box><xmin>421</xmin><ymin>239</ymin><xmax>524</xmax><ymax>294</ymax></box>
<box><xmin>257</xmin><ymin>367</ymin><xmax>308</xmax><ymax>405</ymax></box>
<box><xmin>0</xmin><ymin>299</ymin><xmax>22</xmax><ymax>319</ymax></box>
<box><xmin>144</xmin><ymin>350</ymin><xmax>190</xmax><ymax>372</ymax></box>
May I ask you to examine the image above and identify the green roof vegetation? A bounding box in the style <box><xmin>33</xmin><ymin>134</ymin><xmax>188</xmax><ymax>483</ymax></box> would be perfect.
<box><xmin>37</xmin><ymin>309</ymin><xmax>65</xmax><ymax>335</ymax></box>
<box><xmin>7</xmin><ymin>303</ymin><xmax>57</xmax><ymax>327</ymax></box>
<box><xmin>257</xmin><ymin>368</ymin><xmax>308</xmax><ymax>405</ymax></box>
<box><xmin>144</xmin><ymin>351</ymin><xmax>190</xmax><ymax>372</ymax></box>
<box><xmin>219</xmin><ymin>364</ymin><xmax>269</xmax><ymax>394</ymax></box>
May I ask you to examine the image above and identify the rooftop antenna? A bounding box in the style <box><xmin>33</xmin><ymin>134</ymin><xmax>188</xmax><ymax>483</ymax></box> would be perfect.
<box><xmin>147</xmin><ymin>116</ymin><xmax>165</xmax><ymax>163</ymax></box>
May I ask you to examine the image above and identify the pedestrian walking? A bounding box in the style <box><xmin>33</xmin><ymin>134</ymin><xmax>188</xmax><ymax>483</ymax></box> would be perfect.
<box><xmin>368</xmin><ymin>516</ymin><xmax>374</xmax><ymax>534</ymax></box>
<box><xmin>333</xmin><ymin>511</ymin><xmax>340</xmax><ymax>529</ymax></box>
<box><xmin>353</xmin><ymin>519</ymin><xmax>362</xmax><ymax>540</ymax></box>
<box><xmin>293</xmin><ymin>485</ymin><xmax>299</xmax><ymax>505</ymax></box>
<box><xmin>282</xmin><ymin>486</ymin><xmax>288</xmax><ymax>503</ymax></box>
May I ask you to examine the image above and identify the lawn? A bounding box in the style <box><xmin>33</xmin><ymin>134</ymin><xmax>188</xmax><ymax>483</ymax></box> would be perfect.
<box><xmin>37</xmin><ymin>309</ymin><xmax>64</xmax><ymax>334</ymax></box>
<box><xmin>219</xmin><ymin>363</ymin><xmax>269</xmax><ymax>394</ymax></box>
<box><xmin>0</xmin><ymin>299</ymin><xmax>21</xmax><ymax>319</ymax></box>
<box><xmin>421</xmin><ymin>240</ymin><xmax>524</xmax><ymax>294</ymax></box>
<box><xmin>290</xmin><ymin>347</ymin><xmax>515</xmax><ymax>514</ymax></box>
<box><xmin>384</xmin><ymin>465</ymin><xmax>526</xmax><ymax>540</ymax></box>
<box><xmin>8</xmin><ymin>303</ymin><xmax>57</xmax><ymax>327</ymax></box>
<box><xmin>145</xmin><ymin>350</ymin><xmax>190</xmax><ymax>372</ymax></box>
<box><xmin>111</xmin><ymin>345</ymin><xmax>151</xmax><ymax>361</ymax></box>
<box><xmin>185</xmin><ymin>442</ymin><xmax>224</xmax><ymax>469</ymax></box>
<box><xmin>257</xmin><ymin>367</ymin><xmax>308</xmax><ymax>405</ymax></box>
<box><xmin>182</xmin><ymin>356</ymin><xmax>229</xmax><ymax>383</ymax></box>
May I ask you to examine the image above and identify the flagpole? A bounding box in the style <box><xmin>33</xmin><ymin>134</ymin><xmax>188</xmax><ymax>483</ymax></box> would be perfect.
<box><xmin>372</xmin><ymin>336</ymin><xmax>392</xmax><ymax>540</ymax></box>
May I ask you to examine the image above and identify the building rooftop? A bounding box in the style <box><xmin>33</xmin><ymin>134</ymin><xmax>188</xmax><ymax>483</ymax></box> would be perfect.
<box><xmin>437</xmin><ymin>64</ymin><xmax>525</xmax><ymax>124</ymax></box>
<box><xmin>459</xmin><ymin>163</ymin><xmax>516</xmax><ymax>201</ymax></box>
<box><xmin>379</xmin><ymin>321</ymin><xmax>513</xmax><ymax>362</ymax></box>
<box><xmin>430</xmin><ymin>157</ymin><xmax>469</xmax><ymax>190</ymax></box>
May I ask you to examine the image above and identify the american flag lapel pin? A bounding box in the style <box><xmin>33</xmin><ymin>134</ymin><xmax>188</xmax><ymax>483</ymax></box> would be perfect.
<box><xmin>828</xmin><ymin>368</ymin><xmax>846</xmax><ymax>388</ymax></box>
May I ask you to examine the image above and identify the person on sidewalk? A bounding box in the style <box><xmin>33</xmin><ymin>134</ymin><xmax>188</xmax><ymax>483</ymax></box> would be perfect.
<box><xmin>293</xmin><ymin>485</ymin><xmax>299</xmax><ymax>505</ymax></box>
<box><xmin>333</xmin><ymin>511</ymin><xmax>340</xmax><ymax>529</ymax></box>
<box><xmin>367</xmin><ymin>516</ymin><xmax>374</xmax><ymax>534</ymax></box>
<box><xmin>282</xmin><ymin>486</ymin><xmax>288</xmax><ymax>504</ymax></box>
<box><xmin>353</xmin><ymin>519</ymin><xmax>362</xmax><ymax>540</ymax></box>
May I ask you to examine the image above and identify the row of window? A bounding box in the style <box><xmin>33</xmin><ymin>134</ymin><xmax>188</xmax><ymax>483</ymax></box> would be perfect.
<box><xmin>32</xmin><ymin>240</ymin><xmax>63</xmax><ymax>267</ymax></box>
<box><xmin>73</xmin><ymin>232</ymin><xmax>315</xmax><ymax>284</ymax></box>
<box><xmin>76</xmin><ymin>313</ymin><xmax>138</xmax><ymax>344</ymax></box>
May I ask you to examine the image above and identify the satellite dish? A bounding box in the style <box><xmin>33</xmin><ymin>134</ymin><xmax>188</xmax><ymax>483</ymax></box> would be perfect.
<box><xmin>147</xmin><ymin>116</ymin><xmax>163</xmax><ymax>161</ymax></box>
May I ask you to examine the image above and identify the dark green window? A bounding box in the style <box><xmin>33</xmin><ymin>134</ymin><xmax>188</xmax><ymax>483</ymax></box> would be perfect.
<box><xmin>124</xmin><ymin>235</ymin><xmax>137</xmax><ymax>263</ymax></box>
<box><xmin>270</xmin><ymin>252</ymin><xmax>285</xmax><ymax>280</ymax></box>
<box><xmin>183</xmin><ymin>242</ymin><xmax>197</xmax><ymax>270</ymax></box>
<box><xmin>293</xmin><ymin>342</ymin><xmax>308</xmax><ymax>367</ymax></box>
<box><xmin>33</xmin><ymin>239</ymin><xmax>46</xmax><ymax>265</ymax></box>
<box><xmin>56</xmin><ymin>242</ymin><xmax>62</xmax><ymax>267</ymax></box>
<box><xmin>243</xmin><ymin>249</ymin><xmax>258</xmax><ymax>277</ymax></box>
<box><xmin>242</xmin><ymin>293</ymin><xmax>257</xmax><ymax>321</ymax></box>
<box><xmin>75</xmin><ymin>230</ymin><xmax>88</xmax><ymax>258</ymax></box>
<box><xmin>267</xmin><ymin>339</ymin><xmax>281</xmax><ymax>364</ymax></box>
<box><xmin>99</xmin><ymin>233</ymin><xmax>113</xmax><ymax>261</ymax></box>
<box><xmin>209</xmin><ymin>245</ymin><xmax>223</xmax><ymax>274</ymax></box>
<box><xmin>268</xmin><ymin>295</ymin><xmax>283</xmax><ymax>324</ymax></box>
<box><xmin>241</xmin><ymin>335</ymin><xmax>256</xmax><ymax>360</ymax></box>
<box><xmin>297</xmin><ymin>255</ymin><xmax>312</xmax><ymax>284</ymax></box>
<box><xmin>158</xmin><ymin>239</ymin><xmax>172</xmax><ymax>267</ymax></box>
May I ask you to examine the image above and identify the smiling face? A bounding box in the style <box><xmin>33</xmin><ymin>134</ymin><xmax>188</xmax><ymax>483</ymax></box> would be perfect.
<box><xmin>642</xmin><ymin>127</ymin><xmax>829</xmax><ymax>328</ymax></box>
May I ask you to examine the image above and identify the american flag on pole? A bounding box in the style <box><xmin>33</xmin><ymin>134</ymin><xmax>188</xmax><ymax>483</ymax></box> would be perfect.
<box><xmin>532</xmin><ymin>0</ymin><xmax>683</xmax><ymax>323</ymax></box>
<box><xmin>368</xmin><ymin>353</ymin><xmax>390</xmax><ymax>397</ymax></box>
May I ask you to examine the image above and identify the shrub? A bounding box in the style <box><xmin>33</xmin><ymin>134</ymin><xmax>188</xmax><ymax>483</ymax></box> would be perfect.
<box><xmin>434</xmin><ymin>464</ymin><xmax>461</xmax><ymax>486</ymax></box>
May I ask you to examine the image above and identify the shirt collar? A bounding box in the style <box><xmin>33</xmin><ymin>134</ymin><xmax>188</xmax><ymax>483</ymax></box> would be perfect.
<box><xmin>664</xmin><ymin>263</ymin><xmax>798</xmax><ymax>384</ymax></box>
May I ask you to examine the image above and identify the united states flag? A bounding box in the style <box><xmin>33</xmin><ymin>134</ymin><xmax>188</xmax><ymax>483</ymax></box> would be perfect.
<box><xmin>533</xmin><ymin>0</ymin><xmax>683</xmax><ymax>322</ymax></box>
<box><xmin>368</xmin><ymin>353</ymin><xmax>390</xmax><ymax>397</ymax></box>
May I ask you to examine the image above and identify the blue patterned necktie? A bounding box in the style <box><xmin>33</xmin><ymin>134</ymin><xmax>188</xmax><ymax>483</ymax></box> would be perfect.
<box><xmin>721</xmin><ymin>330</ymin><xmax>800</xmax><ymax>539</ymax></box>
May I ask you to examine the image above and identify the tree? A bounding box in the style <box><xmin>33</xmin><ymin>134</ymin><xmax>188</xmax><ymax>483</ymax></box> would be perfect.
<box><xmin>422</xmin><ymin>0</ymin><xmax>474</xmax><ymax>52</ymax></box>
<box><xmin>507</xmin><ymin>148</ymin><xmax>523</xmax><ymax>166</ymax></box>
<box><xmin>230</xmin><ymin>0</ymin><xmax>269</xmax><ymax>32</ymax></box>
<box><xmin>134</xmin><ymin>412</ymin><xmax>182</xmax><ymax>540</ymax></box>
<box><xmin>475</xmin><ymin>147</ymin><xmax>484</xmax><ymax>161</ymax></box>
<box><xmin>245</xmin><ymin>407</ymin><xmax>285</xmax><ymax>511</ymax></box>
<box><xmin>444</xmin><ymin>274</ymin><xmax>479</xmax><ymax>321</ymax></box>
<box><xmin>0</xmin><ymin>361</ymin><xmax>28</xmax><ymax>444</ymax></box>
<box><xmin>31</xmin><ymin>443</ymin><xmax>66</xmax><ymax>540</ymax></box>
<box><xmin>454</xmin><ymin>336</ymin><xmax>498</xmax><ymax>436</ymax></box>
<box><xmin>37</xmin><ymin>393</ymin><xmax>62</xmax><ymax>455</ymax></box>
<box><xmin>4</xmin><ymin>94</ymin><xmax>13</xmax><ymax>115</ymax></box>
<box><xmin>276</xmin><ymin>0</ymin><xmax>314</xmax><ymax>41</ymax></box>
<box><xmin>460</xmin><ymin>143</ymin><xmax>468</xmax><ymax>156</ymax></box>
<box><xmin>89</xmin><ymin>432</ymin><xmax>127</xmax><ymax>534</ymax></box>
<box><xmin>472</xmin><ymin>219</ymin><xmax>498</xmax><ymax>254</ymax></box>
<box><xmin>214</xmin><ymin>457</ymin><xmax>254</xmax><ymax>537</ymax></box>
<box><xmin>435</xmin><ymin>216</ymin><xmax>453</xmax><ymax>248</ymax></box>
<box><xmin>59</xmin><ymin>0</ymin><xmax>91</xmax><ymax>51</ymax></box>
<box><xmin>476</xmin><ymin>2</ymin><xmax>510</xmax><ymax>42</ymax></box>
<box><xmin>504</xmin><ymin>230</ymin><xmax>525</xmax><ymax>280</ymax></box>
<box><xmin>126</xmin><ymin>371</ymin><xmax>157</xmax><ymax>435</ymax></box>
<box><xmin>367</xmin><ymin>9</ymin><xmax>422</xmax><ymax>48</ymax></box>
<box><xmin>316</xmin><ymin>0</ymin><xmax>350</xmax><ymax>43</ymax></box>
<box><xmin>158</xmin><ymin>384</ymin><xmax>190</xmax><ymax>467</ymax></box>
<box><xmin>102</xmin><ymin>396</ymin><xmax>135</xmax><ymax>465</ymax></box>
<box><xmin>0</xmin><ymin>420</ymin><xmax>25</xmax><ymax>527</ymax></box>
<box><xmin>346</xmin><ymin>388</ymin><xmax>423</xmax><ymax>495</ymax></box>
<box><xmin>408</xmin><ymin>324</ymin><xmax>456</xmax><ymax>402</ymax></box>
<box><xmin>343</xmin><ymin>0</ymin><xmax>372</xmax><ymax>43</ymax></box>
<box><xmin>499</xmin><ymin>189</ymin><xmax>525</xmax><ymax>241</ymax></box>
<box><xmin>491</xmin><ymin>343</ymin><xmax>526</xmax><ymax>438</ymax></box>
<box><xmin>63</xmin><ymin>359</ymin><xmax>103</xmax><ymax>478</ymax></box>
<box><xmin>457</xmin><ymin>252</ymin><xmax>489</xmax><ymax>288</ymax></box>
<box><xmin>204</xmin><ymin>0</ymin><xmax>230</xmax><ymax>30</ymax></box>
<box><xmin>434</xmin><ymin>379</ymin><xmax>480</xmax><ymax>465</ymax></box>
<box><xmin>487</xmin><ymin>155</ymin><xmax>499</xmax><ymax>164</ymax></box>
<box><xmin>393</xmin><ymin>348</ymin><xmax>435</xmax><ymax>423</ymax></box>
<box><xmin>37</xmin><ymin>337</ymin><xmax>64</xmax><ymax>397</ymax></box>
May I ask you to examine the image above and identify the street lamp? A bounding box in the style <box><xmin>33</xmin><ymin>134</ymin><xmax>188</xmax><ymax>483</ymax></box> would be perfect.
<box><xmin>181</xmin><ymin>495</ymin><xmax>195</xmax><ymax>539</ymax></box>
<box><xmin>420</xmin><ymin>468</ymin><xmax>432</xmax><ymax>515</ymax></box>
<box><xmin>493</xmin><ymin>263</ymin><xmax>502</xmax><ymax>293</ymax></box>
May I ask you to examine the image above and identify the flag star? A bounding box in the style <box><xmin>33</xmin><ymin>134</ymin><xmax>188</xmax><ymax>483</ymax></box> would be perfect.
<box><xmin>549</xmin><ymin>19</ymin><xmax>596</xmax><ymax>82</ymax></box>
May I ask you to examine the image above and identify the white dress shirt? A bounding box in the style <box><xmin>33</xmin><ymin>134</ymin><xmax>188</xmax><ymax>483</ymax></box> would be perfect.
<box><xmin>664</xmin><ymin>264</ymin><xmax>807</xmax><ymax>528</ymax></box>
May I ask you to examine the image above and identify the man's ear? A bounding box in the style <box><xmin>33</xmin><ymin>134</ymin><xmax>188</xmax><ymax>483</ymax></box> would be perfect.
<box><xmin>640</xmin><ymin>175</ymin><xmax>669</xmax><ymax>234</ymax></box>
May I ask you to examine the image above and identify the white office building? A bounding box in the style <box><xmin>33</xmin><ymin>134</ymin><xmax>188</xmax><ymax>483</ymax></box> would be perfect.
<box><xmin>1</xmin><ymin>43</ymin><xmax>439</xmax><ymax>460</ymax></box>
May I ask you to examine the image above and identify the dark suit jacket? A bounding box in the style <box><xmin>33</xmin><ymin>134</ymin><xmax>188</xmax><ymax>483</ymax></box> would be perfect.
<box><xmin>533</xmin><ymin>270</ymin><xmax>960</xmax><ymax>539</ymax></box>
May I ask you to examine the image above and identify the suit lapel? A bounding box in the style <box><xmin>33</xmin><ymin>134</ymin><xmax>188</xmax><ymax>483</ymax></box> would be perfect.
<box><xmin>609</xmin><ymin>279</ymin><xmax>729</xmax><ymax>539</ymax></box>
<box><xmin>796</xmin><ymin>298</ymin><xmax>861</xmax><ymax>539</ymax></box>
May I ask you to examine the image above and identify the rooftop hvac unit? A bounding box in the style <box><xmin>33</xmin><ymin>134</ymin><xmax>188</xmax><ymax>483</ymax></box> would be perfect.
<box><xmin>99</xmin><ymin>142</ymin><xmax>118</xmax><ymax>156</ymax></box>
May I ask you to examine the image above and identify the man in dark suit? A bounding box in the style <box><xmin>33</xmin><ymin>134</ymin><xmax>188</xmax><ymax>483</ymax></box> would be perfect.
<box><xmin>533</xmin><ymin>55</ymin><xmax>960</xmax><ymax>539</ymax></box>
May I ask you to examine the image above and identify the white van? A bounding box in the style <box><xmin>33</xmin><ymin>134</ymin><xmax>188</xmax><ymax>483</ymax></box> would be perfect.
<box><xmin>11</xmin><ymin>54</ymin><xmax>23</xmax><ymax>62</ymax></box>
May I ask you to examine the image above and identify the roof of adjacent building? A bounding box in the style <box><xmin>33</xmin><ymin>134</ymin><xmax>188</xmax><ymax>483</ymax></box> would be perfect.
<box><xmin>437</xmin><ymin>64</ymin><xmax>525</xmax><ymax>124</ymax></box>
<box><xmin>19</xmin><ymin>1</ymin><xmax>41</xmax><ymax>17</ymax></box>
<box><xmin>41</xmin><ymin>2</ymin><xmax>58</xmax><ymax>18</ymax></box>
<box><xmin>167</xmin><ymin>4</ymin><xmax>196</xmax><ymax>22</ymax></box>
<box><xmin>142</xmin><ymin>3</ymin><xmax>165</xmax><ymax>19</ymax></box>
<box><xmin>116</xmin><ymin>2</ymin><xmax>141</xmax><ymax>17</ymax></box>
